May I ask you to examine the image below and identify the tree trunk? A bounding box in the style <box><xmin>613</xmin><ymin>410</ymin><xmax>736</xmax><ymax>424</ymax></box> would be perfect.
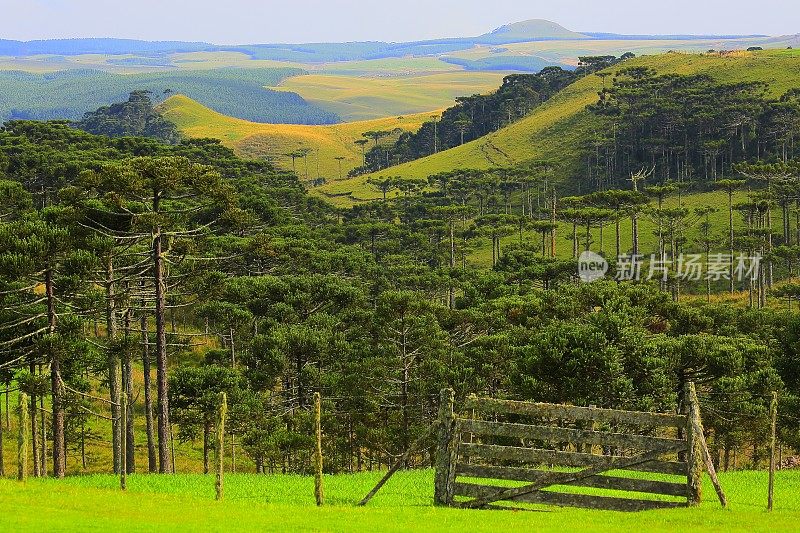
<box><xmin>449</xmin><ymin>219</ymin><xmax>455</xmax><ymax>309</ymax></box>
<box><xmin>154</xmin><ymin>218</ymin><xmax>172</xmax><ymax>473</ymax></box>
<box><xmin>550</xmin><ymin>191</ymin><xmax>557</xmax><ymax>258</ymax></box>
<box><xmin>729</xmin><ymin>191</ymin><xmax>735</xmax><ymax>294</ymax></box>
<box><xmin>46</xmin><ymin>268</ymin><xmax>66</xmax><ymax>478</ymax></box>
<box><xmin>106</xmin><ymin>257</ymin><xmax>121</xmax><ymax>475</ymax></box>
<box><xmin>124</xmin><ymin>336</ymin><xmax>135</xmax><ymax>474</ymax></box>
<box><xmin>39</xmin><ymin>393</ymin><xmax>46</xmax><ymax>477</ymax></box>
<box><xmin>30</xmin><ymin>369</ymin><xmax>39</xmax><ymax>477</ymax></box>
<box><xmin>203</xmin><ymin>419</ymin><xmax>211</xmax><ymax>475</ymax></box>
<box><xmin>141</xmin><ymin>299</ymin><xmax>157</xmax><ymax>473</ymax></box>
<box><xmin>81</xmin><ymin>419</ymin><xmax>86</xmax><ymax>469</ymax></box>
<box><xmin>572</xmin><ymin>223</ymin><xmax>578</xmax><ymax>258</ymax></box>
<box><xmin>585</xmin><ymin>220</ymin><xmax>591</xmax><ymax>251</ymax></box>
<box><xmin>229</xmin><ymin>327</ymin><xmax>236</xmax><ymax>367</ymax></box>
<box><xmin>401</xmin><ymin>359</ymin><xmax>410</xmax><ymax>458</ymax></box>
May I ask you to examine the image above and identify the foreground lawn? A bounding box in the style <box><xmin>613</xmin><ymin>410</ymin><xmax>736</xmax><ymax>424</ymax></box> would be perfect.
<box><xmin>0</xmin><ymin>469</ymin><xmax>797</xmax><ymax>532</ymax></box>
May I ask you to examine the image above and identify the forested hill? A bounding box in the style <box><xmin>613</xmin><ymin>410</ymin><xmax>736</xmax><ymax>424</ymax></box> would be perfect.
<box><xmin>318</xmin><ymin>49</ymin><xmax>800</xmax><ymax>202</ymax></box>
<box><xmin>0</xmin><ymin>68</ymin><xmax>339</xmax><ymax>124</ymax></box>
<box><xmin>75</xmin><ymin>90</ymin><xmax>181</xmax><ymax>143</ymax></box>
<box><xmin>353</xmin><ymin>56</ymin><xmax>630</xmax><ymax>176</ymax></box>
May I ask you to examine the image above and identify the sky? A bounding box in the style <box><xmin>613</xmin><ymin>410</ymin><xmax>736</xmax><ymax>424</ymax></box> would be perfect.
<box><xmin>3</xmin><ymin>0</ymin><xmax>799</xmax><ymax>44</ymax></box>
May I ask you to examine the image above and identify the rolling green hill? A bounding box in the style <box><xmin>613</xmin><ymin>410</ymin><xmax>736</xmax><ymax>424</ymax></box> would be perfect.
<box><xmin>159</xmin><ymin>94</ymin><xmax>437</xmax><ymax>179</ymax></box>
<box><xmin>317</xmin><ymin>49</ymin><xmax>800</xmax><ymax>204</ymax></box>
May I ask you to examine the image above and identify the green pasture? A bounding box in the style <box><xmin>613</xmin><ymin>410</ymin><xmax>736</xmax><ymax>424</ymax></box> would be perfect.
<box><xmin>0</xmin><ymin>469</ymin><xmax>796</xmax><ymax>531</ymax></box>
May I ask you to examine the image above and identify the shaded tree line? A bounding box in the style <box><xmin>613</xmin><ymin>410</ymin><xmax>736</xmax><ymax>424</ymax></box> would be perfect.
<box><xmin>586</xmin><ymin>68</ymin><xmax>800</xmax><ymax>190</ymax></box>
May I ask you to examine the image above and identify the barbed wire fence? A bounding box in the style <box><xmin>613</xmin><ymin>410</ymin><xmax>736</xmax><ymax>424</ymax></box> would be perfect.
<box><xmin>2</xmin><ymin>385</ymin><xmax>798</xmax><ymax>511</ymax></box>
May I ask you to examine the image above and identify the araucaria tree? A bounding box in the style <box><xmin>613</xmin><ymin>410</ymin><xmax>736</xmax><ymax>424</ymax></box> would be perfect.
<box><xmin>79</xmin><ymin>156</ymin><xmax>234</xmax><ymax>472</ymax></box>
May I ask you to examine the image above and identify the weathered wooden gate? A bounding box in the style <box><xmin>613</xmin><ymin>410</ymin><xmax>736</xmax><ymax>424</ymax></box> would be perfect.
<box><xmin>434</xmin><ymin>388</ymin><xmax>706</xmax><ymax>511</ymax></box>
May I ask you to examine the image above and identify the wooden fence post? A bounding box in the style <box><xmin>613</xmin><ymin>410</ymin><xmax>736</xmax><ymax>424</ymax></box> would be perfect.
<box><xmin>121</xmin><ymin>394</ymin><xmax>127</xmax><ymax>490</ymax></box>
<box><xmin>769</xmin><ymin>391</ymin><xmax>777</xmax><ymax>511</ymax></box>
<box><xmin>686</xmin><ymin>382</ymin><xmax>703</xmax><ymax>506</ymax></box>
<box><xmin>434</xmin><ymin>388</ymin><xmax>455</xmax><ymax>506</ymax></box>
<box><xmin>313</xmin><ymin>392</ymin><xmax>324</xmax><ymax>506</ymax></box>
<box><xmin>587</xmin><ymin>404</ymin><xmax>597</xmax><ymax>455</ymax></box>
<box><xmin>17</xmin><ymin>392</ymin><xmax>28</xmax><ymax>482</ymax></box>
<box><xmin>216</xmin><ymin>392</ymin><xmax>227</xmax><ymax>501</ymax></box>
<box><xmin>231</xmin><ymin>434</ymin><xmax>236</xmax><ymax>473</ymax></box>
<box><xmin>169</xmin><ymin>424</ymin><xmax>176</xmax><ymax>474</ymax></box>
<box><xmin>0</xmin><ymin>389</ymin><xmax>4</xmax><ymax>478</ymax></box>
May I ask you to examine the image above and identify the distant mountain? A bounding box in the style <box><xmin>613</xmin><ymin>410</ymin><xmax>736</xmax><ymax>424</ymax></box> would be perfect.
<box><xmin>0</xmin><ymin>20</ymin><xmax>775</xmax><ymax>62</ymax></box>
<box><xmin>0</xmin><ymin>38</ymin><xmax>215</xmax><ymax>56</ymax></box>
<box><xmin>478</xmin><ymin>19</ymin><xmax>590</xmax><ymax>43</ymax></box>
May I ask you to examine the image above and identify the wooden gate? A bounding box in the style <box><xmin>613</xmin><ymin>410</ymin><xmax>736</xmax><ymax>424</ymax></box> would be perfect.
<box><xmin>434</xmin><ymin>388</ymin><xmax>707</xmax><ymax>512</ymax></box>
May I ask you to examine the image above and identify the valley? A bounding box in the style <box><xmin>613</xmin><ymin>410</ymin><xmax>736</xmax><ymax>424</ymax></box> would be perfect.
<box><xmin>2</xmin><ymin>10</ymin><xmax>800</xmax><ymax>533</ymax></box>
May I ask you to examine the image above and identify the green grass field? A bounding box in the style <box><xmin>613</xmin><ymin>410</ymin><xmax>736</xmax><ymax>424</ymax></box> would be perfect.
<box><xmin>0</xmin><ymin>469</ymin><xmax>796</xmax><ymax>531</ymax></box>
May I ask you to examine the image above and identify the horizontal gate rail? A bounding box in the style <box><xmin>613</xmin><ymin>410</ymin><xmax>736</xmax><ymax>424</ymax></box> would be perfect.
<box><xmin>460</xmin><ymin>419</ymin><xmax>683</xmax><ymax>449</ymax></box>
<box><xmin>453</xmin><ymin>481</ymin><xmax>686</xmax><ymax>512</ymax></box>
<box><xmin>463</xmin><ymin>396</ymin><xmax>687</xmax><ymax>428</ymax></box>
<box><xmin>459</xmin><ymin>443</ymin><xmax>687</xmax><ymax>476</ymax></box>
<box><xmin>455</xmin><ymin>464</ymin><xmax>687</xmax><ymax>497</ymax></box>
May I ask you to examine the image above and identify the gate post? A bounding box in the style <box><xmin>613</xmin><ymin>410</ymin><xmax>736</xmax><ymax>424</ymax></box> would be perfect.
<box><xmin>686</xmin><ymin>382</ymin><xmax>703</xmax><ymax>506</ymax></box>
<box><xmin>434</xmin><ymin>388</ymin><xmax>455</xmax><ymax>506</ymax></box>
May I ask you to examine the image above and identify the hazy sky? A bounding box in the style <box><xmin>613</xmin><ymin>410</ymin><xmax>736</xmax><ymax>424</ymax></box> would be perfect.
<box><xmin>3</xmin><ymin>0</ymin><xmax>799</xmax><ymax>43</ymax></box>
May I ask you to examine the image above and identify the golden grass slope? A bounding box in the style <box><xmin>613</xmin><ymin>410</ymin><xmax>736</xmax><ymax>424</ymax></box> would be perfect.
<box><xmin>159</xmin><ymin>94</ymin><xmax>436</xmax><ymax>181</ymax></box>
<box><xmin>272</xmin><ymin>72</ymin><xmax>506</xmax><ymax>121</ymax></box>
<box><xmin>317</xmin><ymin>49</ymin><xmax>800</xmax><ymax>205</ymax></box>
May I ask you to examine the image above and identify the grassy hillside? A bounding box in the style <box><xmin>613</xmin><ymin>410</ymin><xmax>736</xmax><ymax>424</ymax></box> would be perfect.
<box><xmin>272</xmin><ymin>72</ymin><xmax>506</xmax><ymax>121</ymax></box>
<box><xmin>318</xmin><ymin>49</ymin><xmax>800</xmax><ymax>204</ymax></box>
<box><xmin>1</xmin><ymin>470</ymin><xmax>798</xmax><ymax>531</ymax></box>
<box><xmin>160</xmin><ymin>95</ymin><xmax>436</xmax><ymax>180</ymax></box>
